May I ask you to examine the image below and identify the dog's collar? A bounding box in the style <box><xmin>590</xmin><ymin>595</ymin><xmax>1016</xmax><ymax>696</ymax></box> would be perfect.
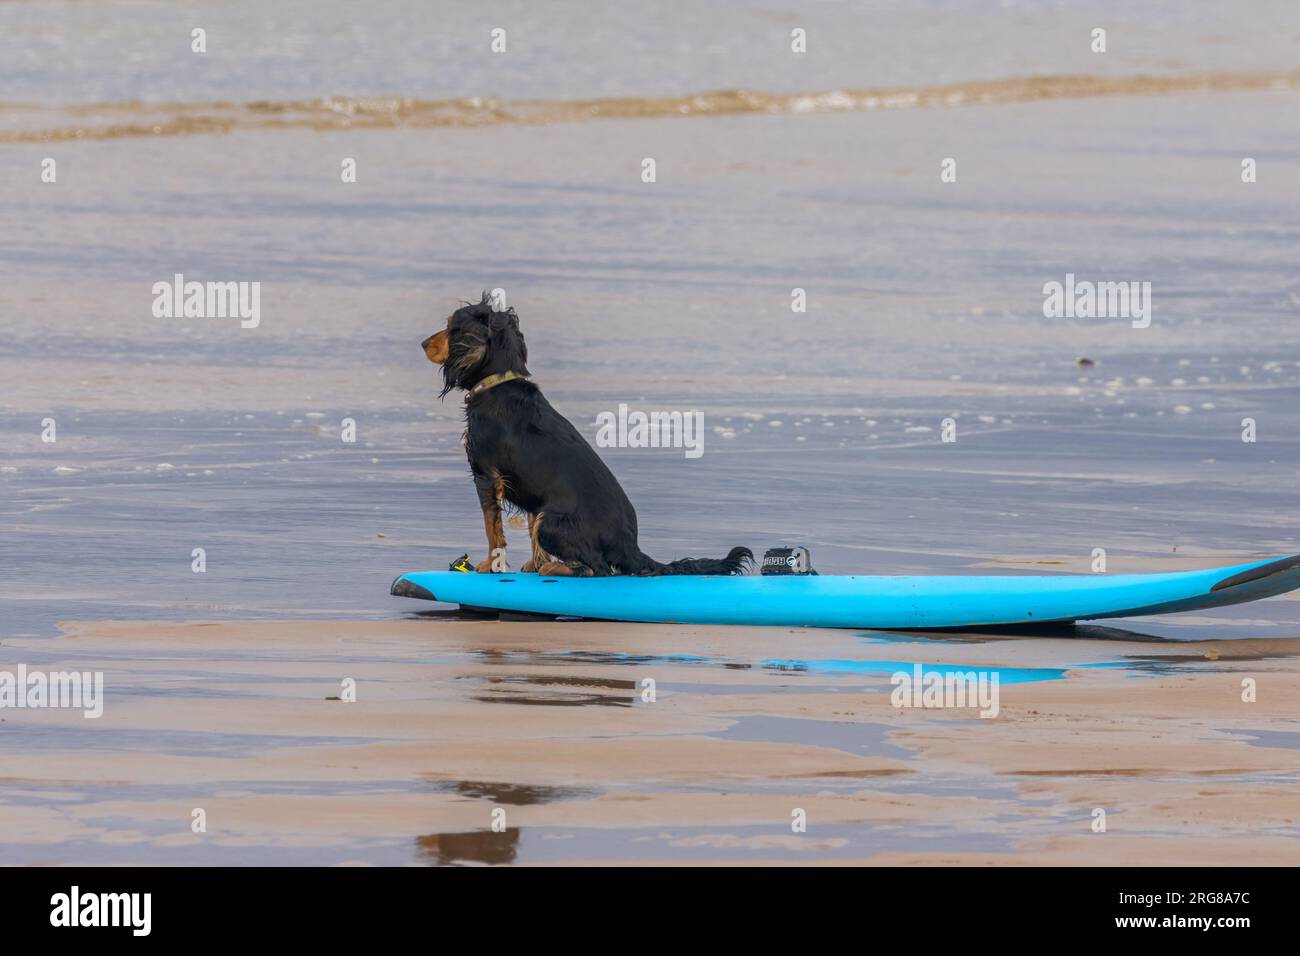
<box><xmin>464</xmin><ymin>370</ymin><xmax>525</xmax><ymax>402</ymax></box>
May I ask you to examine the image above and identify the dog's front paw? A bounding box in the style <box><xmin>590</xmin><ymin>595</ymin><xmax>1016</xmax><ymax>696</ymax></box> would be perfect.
<box><xmin>474</xmin><ymin>558</ymin><xmax>496</xmax><ymax>573</ymax></box>
<box><xmin>520</xmin><ymin>560</ymin><xmax>537</xmax><ymax>573</ymax></box>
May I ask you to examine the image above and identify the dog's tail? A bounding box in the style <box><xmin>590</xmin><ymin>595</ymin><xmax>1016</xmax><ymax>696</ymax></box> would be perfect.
<box><xmin>632</xmin><ymin>546</ymin><xmax>753</xmax><ymax>576</ymax></box>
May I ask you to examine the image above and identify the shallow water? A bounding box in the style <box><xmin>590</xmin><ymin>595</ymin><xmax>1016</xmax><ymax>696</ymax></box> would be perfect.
<box><xmin>7</xmin><ymin>0</ymin><xmax>1300</xmax><ymax>106</ymax></box>
<box><xmin>3</xmin><ymin>1</ymin><xmax>1300</xmax><ymax>643</ymax></box>
<box><xmin>761</xmin><ymin>659</ymin><xmax>1067</xmax><ymax>684</ymax></box>
<box><xmin>4</xmin><ymin>383</ymin><xmax>1299</xmax><ymax>637</ymax></box>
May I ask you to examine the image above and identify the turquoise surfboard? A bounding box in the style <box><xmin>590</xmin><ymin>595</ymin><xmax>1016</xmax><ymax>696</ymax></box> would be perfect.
<box><xmin>390</xmin><ymin>553</ymin><xmax>1300</xmax><ymax>630</ymax></box>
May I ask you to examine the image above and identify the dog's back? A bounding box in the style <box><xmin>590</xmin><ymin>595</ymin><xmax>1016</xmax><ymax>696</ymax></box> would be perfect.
<box><xmin>468</xmin><ymin>381</ymin><xmax>639</xmax><ymax>569</ymax></box>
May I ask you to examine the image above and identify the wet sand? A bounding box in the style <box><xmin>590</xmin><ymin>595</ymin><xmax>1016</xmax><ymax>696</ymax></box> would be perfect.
<box><xmin>3</xmin><ymin>618</ymin><xmax>1298</xmax><ymax>865</ymax></box>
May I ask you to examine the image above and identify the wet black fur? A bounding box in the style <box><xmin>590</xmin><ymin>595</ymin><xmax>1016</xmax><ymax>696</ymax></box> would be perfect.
<box><xmin>432</xmin><ymin>293</ymin><xmax>751</xmax><ymax>577</ymax></box>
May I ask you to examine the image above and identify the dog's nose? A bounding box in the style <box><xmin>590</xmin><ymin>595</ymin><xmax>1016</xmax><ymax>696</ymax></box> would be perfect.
<box><xmin>421</xmin><ymin>335</ymin><xmax>433</xmax><ymax>350</ymax></box>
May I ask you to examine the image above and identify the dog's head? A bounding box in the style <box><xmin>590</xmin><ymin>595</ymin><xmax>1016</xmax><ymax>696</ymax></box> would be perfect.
<box><xmin>422</xmin><ymin>292</ymin><xmax>529</xmax><ymax>398</ymax></box>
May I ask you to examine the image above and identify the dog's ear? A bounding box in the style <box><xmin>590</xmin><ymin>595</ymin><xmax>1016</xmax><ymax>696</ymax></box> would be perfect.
<box><xmin>488</xmin><ymin>310</ymin><xmax>527</xmax><ymax>370</ymax></box>
<box><xmin>488</xmin><ymin>310</ymin><xmax>517</xmax><ymax>335</ymax></box>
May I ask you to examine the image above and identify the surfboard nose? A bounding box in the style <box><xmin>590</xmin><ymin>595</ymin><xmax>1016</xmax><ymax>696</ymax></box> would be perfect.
<box><xmin>1210</xmin><ymin>553</ymin><xmax>1300</xmax><ymax>592</ymax></box>
<box><xmin>391</xmin><ymin>574</ymin><xmax>436</xmax><ymax>601</ymax></box>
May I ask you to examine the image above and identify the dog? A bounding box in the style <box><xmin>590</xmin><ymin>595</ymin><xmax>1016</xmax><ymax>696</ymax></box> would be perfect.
<box><xmin>421</xmin><ymin>294</ymin><xmax>752</xmax><ymax>577</ymax></box>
